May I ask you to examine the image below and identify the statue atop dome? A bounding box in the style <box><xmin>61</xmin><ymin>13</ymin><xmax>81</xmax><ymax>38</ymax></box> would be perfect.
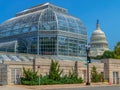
<box><xmin>96</xmin><ymin>19</ymin><xmax>100</xmax><ymax>30</ymax></box>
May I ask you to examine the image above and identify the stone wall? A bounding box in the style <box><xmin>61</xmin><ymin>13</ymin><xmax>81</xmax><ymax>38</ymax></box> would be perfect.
<box><xmin>0</xmin><ymin>64</ymin><xmax>8</xmax><ymax>85</ymax></box>
<box><xmin>1</xmin><ymin>58</ymin><xmax>105</xmax><ymax>84</ymax></box>
<box><xmin>2</xmin><ymin>58</ymin><xmax>120</xmax><ymax>85</ymax></box>
<box><xmin>3</xmin><ymin>61</ymin><xmax>33</xmax><ymax>84</ymax></box>
<box><xmin>33</xmin><ymin>58</ymin><xmax>87</xmax><ymax>78</ymax></box>
<box><xmin>34</xmin><ymin>59</ymin><xmax>104</xmax><ymax>83</ymax></box>
<box><xmin>102</xmin><ymin>59</ymin><xmax>120</xmax><ymax>84</ymax></box>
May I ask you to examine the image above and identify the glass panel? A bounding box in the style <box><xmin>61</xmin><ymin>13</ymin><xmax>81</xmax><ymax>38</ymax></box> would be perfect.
<box><xmin>40</xmin><ymin>37</ymin><xmax>57</xmax><ymax>55</ymax></box>
<box><xmin>39</xmin><ymin>8</ymin><xmax>57</xmax><ymax>30</ymax></box>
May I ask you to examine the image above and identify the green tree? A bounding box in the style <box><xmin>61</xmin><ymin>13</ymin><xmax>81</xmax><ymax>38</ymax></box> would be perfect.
<box><xmin>114</xmin><ymin>42</ymin><xmax>120</xmax><ymax>55</ymax></box>
<box><xmin>21</xmin><ymin>67</ymin><xmax>39</xmax><ymax>85</ymax></box>
<box><xmin>102</xmin><ymin>50</ymin><xmax>114</xmax><ymax>59</ymax></box>
<box><xmin>68</xmin><ymin>68</ymin><xmax>77</xmax><ymax>79</ymax></box>
<box><xmin>114</xmin><ymin>42</ymin><xmax>120</xmax><ymax>59</ymax></box>
<box><xmin>91</xmin><ymin>66</ymin><xmax>103</xmax><ymax>82</ymax></box>
<box><xmin>49</xmin><ymin>59</ymin><xmax>63</xmax><ymax>80</ymax></box>
<box><xmin>93</xmin><ymin>42</ymin><xmax>120</xmax><ymax>59</ymax></box>
<box><xmin>93</xmin><ymin>55</ymin><xmax>102</xmax><ymax>59</ymax></box>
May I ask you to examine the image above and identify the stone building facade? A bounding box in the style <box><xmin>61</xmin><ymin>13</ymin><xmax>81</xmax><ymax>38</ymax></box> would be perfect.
<box><xmin>101</xmin><ymin>59</ymin><xmax>120</xmax><ymax>84</ymax></box>
<box><xmin>0</xmin><ymin>58</ymin><xmax>120</xmax><ymax>85</ymax></box>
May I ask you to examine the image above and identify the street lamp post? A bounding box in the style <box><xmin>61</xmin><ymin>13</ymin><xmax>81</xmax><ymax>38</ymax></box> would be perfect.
<box><xmin>86</xmin><ymin>44</ymin><xmax>91</xmax><ymax>85</ymax></box>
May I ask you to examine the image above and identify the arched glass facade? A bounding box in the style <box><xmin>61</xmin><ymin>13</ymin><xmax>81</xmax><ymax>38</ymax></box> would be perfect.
<box><xmin>0</xmin><ymin>3</ymin><xmax>87</xmax><ymax>58</ymax></box>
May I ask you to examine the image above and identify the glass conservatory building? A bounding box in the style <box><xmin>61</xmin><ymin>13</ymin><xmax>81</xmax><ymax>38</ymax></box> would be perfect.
<box><xmin>0</xmin><ymin>3</ymin><xmax>87</xmax><ymax>59</ymax></box>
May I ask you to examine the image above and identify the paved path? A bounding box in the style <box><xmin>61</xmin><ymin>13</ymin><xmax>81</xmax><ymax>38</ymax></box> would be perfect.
<box><xmin>27</xmin><ymin>84</ymin><xmax>120</xmax><ymax>90</ymax></box>
<box><xmin>49</xmin><ymin>86</ymin><xmax>120</xmax><ymax>90</ymax></box>
<box><xmin>19</xmin><ymin>83</ymin><xmax>119</xmax><ymax>90</ymax></box>
<box><xmin>0</xmin><ymin>85</ymin><xmax>31</xmax><ymax>90</ymax></box>
<box><xmin>0</xmin><ymin>84</ymin><xmax>120</xmax><ymax>90</ymax></box>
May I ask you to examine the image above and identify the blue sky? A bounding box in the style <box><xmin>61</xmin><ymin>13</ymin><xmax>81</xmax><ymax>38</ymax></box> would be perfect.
<box><xmin>0</xmin><ymin>0</ymin><xmax>120</xmax><ymax>50</ymax></box>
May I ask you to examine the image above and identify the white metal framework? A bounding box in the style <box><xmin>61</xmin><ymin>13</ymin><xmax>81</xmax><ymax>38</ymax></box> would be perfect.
<box><xmin>0</xmin><ymin>3</ymin><xmax>87</xmax><ymax>60</ymax></box>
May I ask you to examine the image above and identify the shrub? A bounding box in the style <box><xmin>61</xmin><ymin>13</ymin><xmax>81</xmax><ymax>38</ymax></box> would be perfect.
<box><xmin>91</xmin><ymin>66</ymin><xmax>103</xmax><ymax>82</ymax></box>
<box><xmin>21</xmin><ymin>67</ymin><xmax>39</xmax><ymax>85</ymax></box>
<box><xmin>49</xmin><ymin>59</ymin><xmax>63</xmax><ymax>81</ymax></box>
<box><xmin>59</xmin><ymin>75</ymin><xmax>83</xmax><ymax>84</ymax></box>
<box><xmin>59</xmin><ymin>68</ymin><xmax>83</xmax><ymax>84</ymax></box>
<box><xmin>21</xmin><ymin>60</ymin><xmax>83</xmax><ymax>85</ymax></box>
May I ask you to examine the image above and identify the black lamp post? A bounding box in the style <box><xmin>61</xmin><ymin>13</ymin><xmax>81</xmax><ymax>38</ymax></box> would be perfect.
<box><xmin>86</xmin><ymin>44</ymin><xmax>91</xmax><ymax>85</ymax></box>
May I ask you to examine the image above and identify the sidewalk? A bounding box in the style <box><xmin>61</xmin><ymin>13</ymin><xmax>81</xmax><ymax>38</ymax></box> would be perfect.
<box><xmin>9</xmin><ymin>83</ymin><xmax>118</xmax><ymax>90</ymax></box>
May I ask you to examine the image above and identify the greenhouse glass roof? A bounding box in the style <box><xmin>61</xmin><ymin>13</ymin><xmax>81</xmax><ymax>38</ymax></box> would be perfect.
<box><xmin>0</xmin><ymin>3</ymin><xmax>86</xmax><ymax>38</ymax></box>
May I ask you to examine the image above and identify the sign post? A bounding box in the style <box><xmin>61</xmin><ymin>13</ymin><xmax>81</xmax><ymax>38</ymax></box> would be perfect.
<box><xmin>38</xmin><ymin>65</ymin><xmax>40</xmax><ymax>85</ymax></box>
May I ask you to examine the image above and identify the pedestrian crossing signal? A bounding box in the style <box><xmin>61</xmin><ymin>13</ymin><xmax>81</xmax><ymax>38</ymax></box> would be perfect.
<box><xmin>87</xmin><ymin>58</ymin><xmax>91</xmax><ymax>63</ymax></box>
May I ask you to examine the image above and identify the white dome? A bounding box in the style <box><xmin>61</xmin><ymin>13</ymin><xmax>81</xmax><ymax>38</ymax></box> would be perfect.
<box><xmin>90</xmin><ymin>21</ymin><xmax>108</xmax><ymax>44</ymax></box>
<box><xmin>92</xmin><ymin>29</ymin><xmax>104</xmax><ymax>35</ymax></box>
<box><xmin>90</xmin><ymin>20</ymin><xmax>109</xmax><ymax>57</ymax></box>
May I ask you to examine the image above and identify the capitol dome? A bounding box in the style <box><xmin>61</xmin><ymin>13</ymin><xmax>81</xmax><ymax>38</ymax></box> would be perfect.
<box><xmin>90</xmin><ymin>20</ymin><xmax>109</xmax><ymax>57</ymax></box>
